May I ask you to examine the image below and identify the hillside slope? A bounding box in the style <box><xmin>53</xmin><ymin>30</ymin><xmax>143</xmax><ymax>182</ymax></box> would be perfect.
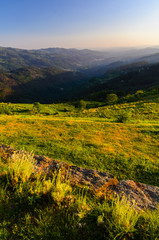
<box><xmin>0</xmin><ymin>67</ymin><xmax>89</xmax><ymax>102</ymax></box>
<box><xmin>0</xmin><ymin>47</ymin><xmax>112</xmax><ymax>71</ymax></box>
<box><xmin>80</xmin><ymin>63</ymin><xmax>159</xmax><ymax>100</ymax></box>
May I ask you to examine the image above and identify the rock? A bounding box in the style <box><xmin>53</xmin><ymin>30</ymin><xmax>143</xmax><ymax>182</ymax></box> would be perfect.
<box><xmin>33</xmin><ymin>155</ymin><xmax>115</xmax><ymax>189</ymax></box>
<box><xmin>0</xmin><ymin>144</ymin><xmax>114</xmax><ymax>189</ymax></box>
<box><xmin>1</xmin><ymin>144</ymin><xmax>159</xmax><ymax>210</ymax></box>
<box><xmin>114</xmin><ymin>180</ymin><xmax>159</xmax><ymax>211</ymax></box>
<box><xmin>67</xmin><ymin>166</ymin><xmax>114</xmax><ymax>189</ymax></box>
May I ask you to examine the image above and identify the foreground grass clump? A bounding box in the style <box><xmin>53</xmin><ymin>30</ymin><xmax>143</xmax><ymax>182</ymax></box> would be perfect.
<box><xmin>8</xmin><ymin>151</ymin><xmax>36</xmax><ymax>184</ymax></box>
<box><xmin>0</xmin><ymin>152</ymin><xmax>159</xmax><ymax>239</ymax></box>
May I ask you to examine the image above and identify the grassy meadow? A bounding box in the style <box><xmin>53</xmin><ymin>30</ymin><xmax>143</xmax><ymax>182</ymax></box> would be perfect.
<box><xmin>0</xmin><ymin>96</ymin><xmax>159</xmax><ymax>239</ymax></box>
<box><xmin>0</xmin><ymin>98</ymin><xmax>158</xmax><ymax>186</ymax></box>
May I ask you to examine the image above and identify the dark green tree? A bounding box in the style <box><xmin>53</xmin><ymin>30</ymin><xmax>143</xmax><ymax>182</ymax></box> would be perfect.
<box><xmin>33</xmin><ymin>102</ymin><xmax>42</xmax><ymax>113</ymax></box>
<box><xmin>79</xmin><ymin>100</ymin><xmax>86</xmax><ymax>110</ymax></box>
<box><xmin>106</xmin><ymin>93</ymin><xmax>118</xmax><ymax>104</ymax></box>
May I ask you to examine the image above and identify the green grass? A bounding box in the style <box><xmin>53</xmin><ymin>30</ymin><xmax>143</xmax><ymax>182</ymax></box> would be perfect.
<box><xmin>0</xmin><ymin>98</ymin><xmax>159</xmax><ymax>239</ymax></box>
<box><xmin>0</xmin><ymin>100</ymin><xmax>158</xmax><ymax>186</ymax></box>
<box><xmin>0</xmin><ymin>152</ymin><xmax>158</xmax><ymax>240</ymax></box>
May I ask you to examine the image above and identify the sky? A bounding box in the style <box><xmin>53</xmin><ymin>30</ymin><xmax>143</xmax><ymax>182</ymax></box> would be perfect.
<box><xmin>0</xmin><ymin>0</ymin><xmax>159</xmax><ymax>50</ymax></box>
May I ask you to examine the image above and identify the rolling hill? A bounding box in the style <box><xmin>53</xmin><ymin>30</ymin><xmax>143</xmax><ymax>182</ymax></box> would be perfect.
<box><xmin>0</xmin><ymin>47</ymin><xmax>113</xmax><ymax>71</ymax></box>
<box><xmin>0</xmin><ymin>67</ymin><xmax>90</xmax><ymax>102</ymax></box>
<box><xmin>0</xmin><ymin>46</ymin><xmax>159</xmax><ymax>102</ymax></box>
<box><xmin>77</xmin><ymin>62</ymin><xmax>159</xmax><ymax>100</ymax></box>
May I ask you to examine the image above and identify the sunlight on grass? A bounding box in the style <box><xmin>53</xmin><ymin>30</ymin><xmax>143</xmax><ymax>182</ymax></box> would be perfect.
<box><xmin>0</xmin><ymin>101</ymin><xmax>158</xmax><ymax>186</ymax></box>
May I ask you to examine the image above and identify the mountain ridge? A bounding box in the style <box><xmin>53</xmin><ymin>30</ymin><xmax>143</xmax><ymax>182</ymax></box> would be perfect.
<box><xmin>1</xmin><ymin>46</ymin><xmax>159</xmax><ymax>102</ymax></box>
<box><xmin>0</xmin><ymin>46</ymin><xmax>112</xmax><ymax>72</ymax></box>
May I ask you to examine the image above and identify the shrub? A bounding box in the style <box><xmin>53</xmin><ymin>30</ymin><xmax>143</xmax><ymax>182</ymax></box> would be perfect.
<box><xmin>116</xmin><ymin>110</ymin><xmax>132</xmax><ymax>123</ymax></box>
<box><xmin>78</xmin><ymin>100</ymin><xmax>87</xmax><ymax>110</ymax></box>
<box><xmin>106</xmin><ymin>93</ymin><xmax>118</xmax><ymax>105</ymax></box>
<box><xmin>0</xmin><ymin>103</ymin><xmax>11</xmax><ymax>115</ymax></box>
<box><xmin>135</xmin><ymin>90</ymin><xmax>144</xmax><ymax>98</ymax></box>
<box><xmin>33</xmin><ymin>102</ymin><xmax>42</xmax><ymax>113</ymax></box>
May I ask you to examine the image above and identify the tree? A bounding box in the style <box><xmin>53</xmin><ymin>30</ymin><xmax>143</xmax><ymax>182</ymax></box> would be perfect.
<box><xmin>79</xmin><ymin>100</ymin><xmax>86</xmax><ymax>110</ymax></box>
<box><xmin>106</xmin><ymin>93</ymin><xmax>118</xmax><ymax>104</ymax></box>
<box><xmin>135</xmin><ymin>90</ymin><xmax>144</xmax><ymax>99</ymax></box>
<box><xmin>33</xmin><ymin>102</ymin><xmax>42</xmax><ymax>113</ymax></box>
<box><xmin>116</xmin><ymin>110</ymin><xmax>132</xmax><ymax>123</ymax></box>
<box><xmin>0</xmin><ymin>87</ymin><xmax>12</xmax><ymax>101</ymax></box>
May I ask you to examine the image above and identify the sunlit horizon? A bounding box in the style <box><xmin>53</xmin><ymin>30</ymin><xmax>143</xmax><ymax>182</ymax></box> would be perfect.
<box><xmin>1</xmin><ymin>0</ymin><xmax>159</xmax><ymax>50</ymax></box>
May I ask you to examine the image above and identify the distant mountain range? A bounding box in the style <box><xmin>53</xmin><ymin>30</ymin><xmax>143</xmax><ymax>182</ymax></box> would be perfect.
<box><xmin>0</xmin><ymin>46</ymin><xmax>159</xmax><ymax>102</ymax></box>
<box><xmin>0</xmin><ymin>47</ymin><xmax>114</xmax><ymax>72</ymax></box>
<box><xmin>1</xmin><ymin>46</ymin><xmax>159</xmax><ymax>72</ymax></box>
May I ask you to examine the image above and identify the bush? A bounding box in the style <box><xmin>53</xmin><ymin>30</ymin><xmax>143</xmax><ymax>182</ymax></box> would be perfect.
<box><xmin>116</xmin><ymin>110</ymin><xmax>132</xmax><ymax>123</ymax></box>
<box><xmin>0</xmin><ymin>103</ymin><xmax>11</xmax><ymax>115</ymax></box>
<box><xmin>106</xmin><ymin>93</ymin><xmax>118</xmax><ymax>105</ymax></box>
<box><xmin>79</xmin><ymin>100</ymin><xmax>87</xmax><ymax>110</ymax></box>
<box><xmin>135</xmin><ymin>90</ymin><xmax>144</xmax><ymax>98</ymax></box>
<box><xmin>33</xmin><ymin>102</ymin><xmax>42</xmax><ymax>113</ymax></box>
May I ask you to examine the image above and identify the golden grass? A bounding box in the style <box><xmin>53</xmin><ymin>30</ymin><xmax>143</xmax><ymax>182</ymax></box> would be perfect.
<box><xmin>0</xmin><ymin>115</ymin><xmax>158</xmax><ymax>164</ymax></box>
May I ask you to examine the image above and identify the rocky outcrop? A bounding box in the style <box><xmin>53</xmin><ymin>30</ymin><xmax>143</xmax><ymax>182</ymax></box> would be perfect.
<box><xmin>0</xmin><ymin>144</ymin><xmax>159</xmax><ymax>211</ymax></box>
<box><xmin>33</xmin><ymin>154</ymin><xmax>115</xmax><ymax>188</ymax></box>
<box><xmin>67</xmin><ymin>165</ymin><xmax>115</xmax><ymax>188</ymax></box>
<box><xmin>114</xmin><ymin>180</ymin><xmax>159</xmax><ymax>211</ymax></box>
<box><xmin>0</xmin><ymin>144</ymin><xmax>114</xmax><ymax>189</ymax></box>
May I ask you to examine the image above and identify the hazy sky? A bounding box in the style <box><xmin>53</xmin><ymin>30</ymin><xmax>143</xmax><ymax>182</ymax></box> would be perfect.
<box><xmin>1</xmin><ymin>0</ymin><xmax>159</xmax><ymax>49</ymax></box>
